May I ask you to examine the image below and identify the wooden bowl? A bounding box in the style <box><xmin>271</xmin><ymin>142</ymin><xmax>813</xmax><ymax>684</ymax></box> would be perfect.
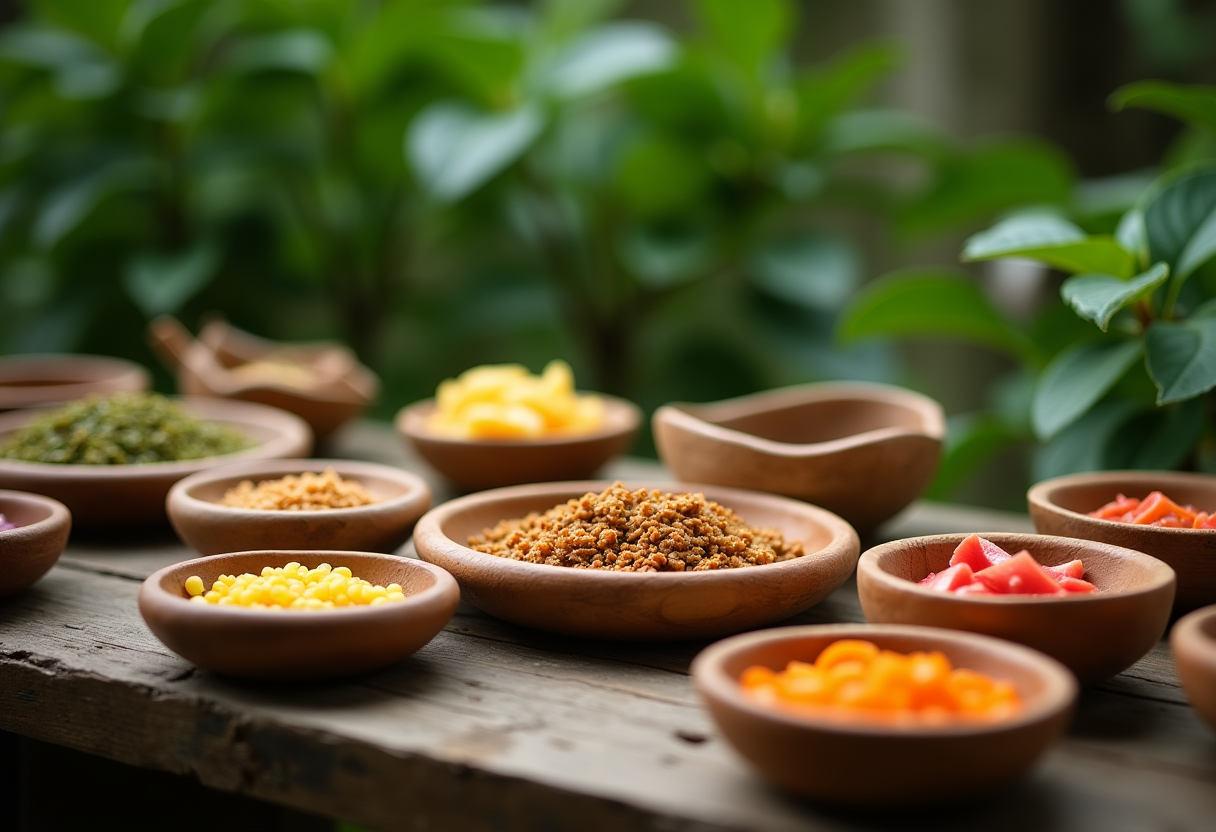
<box><xmin>138</xmin><ymin>550</ymin><xmax>460</xmax><ymax>680</ymax></box>
<box><xmin>856</xmin><ymin>533</ymin><xmax>1175</xmax><ymax>684</ymax></box>
<box><xmin>396</xmin><ymin>397</ymin><xmax>641</xmax><ymax>492</ymax></box>
<box><xmin>412</xmin><ymin>480</ymin><xmax>860</xmax><ymax>640</ymax></box>
<box><xmin>653</xmin><ymin>382</ymin><xmax>945</xmax><ymax>534</ymax></box>
<box><xmin>0</xmin><ymin>397</ymin><xmax>312</xmax><ymax>528</ymax></box>
<box><xmin>0</xmin><ymin>489</ymin><xmax>71</xmax><ymax>598</ymax></box>
<box><xmin>167</xmin><ymin>459</ymin><xmax>432</xmax><ymax>555</ymax></box>
<box><xmin>691</xmin><ymin>623</ymin><xmax>1076</xmax><ymax>804</ymax></box>
<box><xmin>1028</xmin><ymin>470</ymin><xmax>1216</xmax><ymax>614</ymax></box>
<box><xmin>1171</xmin><ymin>604</ymin><xmax>1216</xmax><ymax>733</ymax></box>
<box><xmin>0</xmin><ymin>353</ymin><xmax>149</xmax><ymax>411</ymax></box>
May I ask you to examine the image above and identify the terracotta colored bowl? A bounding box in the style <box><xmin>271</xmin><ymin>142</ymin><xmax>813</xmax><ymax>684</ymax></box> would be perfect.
<box><xmin>0</xmin><ymin>353</ymin><xmax>149</xmax><ymax>411</ymax></box>
<box><xmin>1171</xmin><ymin>604</ymin><xmax>1216</xmax><ymax>733</ymax></box>
<box><xmin>0</xmin><ymin>397</ymin><xmax>312</xmax><ymax>528</ymax></box>
<box><xmin>652</xmin><ymin>382</ymin><xmax>945</xmax><ymax>534</ymax></box>
<box><xmin>168</xmin><ymin>459</ymin><xmax>432</xmax><ymax>555</ymax></box>
<box><xmin>396</xmin><ymin>396</ymin><xmax>642</xmax><ymax>492</ymax></box>
<box><xmin>139</xmin><ymin>550</ymin><xmax>460</xmax><ymax>680</ymax></box>
<box><xmin>856</xmin><ymin>533</ymin><xmax>1175</xmax><ymax>684</ymax></box>
<box><xmin>691</xmin><ymin>624</ymin><xmax>1076</xmax><ymax>804</ymax></box>
<box><xmin>412</xmin><ymin>480</ymin><xmax>860</xmax><ymax>640</ymax></box>
<box><xmin>1028</xmin><ymin>470</ymin><xmax>1216</xmax><ymax>614</ymax></box>
<box><xmin>0</xmin><ymin>490</ymin><xmax>71</xmax><ymax>598</ymax></box>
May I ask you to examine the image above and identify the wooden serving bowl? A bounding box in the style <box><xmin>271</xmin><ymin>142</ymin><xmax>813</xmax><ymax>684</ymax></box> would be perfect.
<box><xmin>691</xmin><ymin>624</ymin><xmax>1076</xmax><ymax>804</ymax></box>
<box><xmin>653</xmin><ymin>382</ymin><xmax>945</xmax><ymax>534</ymax></box>
<box><xmin>412</xmin><ymin>480</ymin><xmax>860</xmax><ymax>640</ymax></box>
<box><xmin>1171</xmin><ymin>604</ymin><xmax>1216</xmax><ymax>733</ymax></box>
<box><xmin>396</xmin><ymin>396</ymin><xmax>641</xmax><ymax>492</ymax></box>
<box><xmin>1029</xmin><ymin>470</ymin><xmax>1216</xmax><ymax>614</ymax></box>
<box><xmin>0</xmin><ymin>353</ymin><xmax>149</xmax><ymax>411</ymax></box>
<box><xmin>0</xmin><ymin>397</ymin><xmax>312</xmax><ymax>528</ymax></box>
<box><xmin>168</xmin><ymin>459</ymin><xmax>432</xmax><ymax>555</ymax></box>
<box><xmin>139</xmin><ymin>550</ymin><xmax>460</xmax><ymax>680</ymax></box>
<box><xmin>0</xmin><ymin>490</ymin><xmax>71</xmax><ymax>598</ymax></box>
<box><xmin>856</xmin><ymin>533</ymin><xmax>1175</xmax><ymax>684</ymax></box>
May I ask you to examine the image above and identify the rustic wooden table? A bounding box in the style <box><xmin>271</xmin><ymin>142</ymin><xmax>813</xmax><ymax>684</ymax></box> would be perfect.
<box><xmin>2</xmin><ymin>422</ymin><xmax>1214</xmax><ymax>832</ymax></box>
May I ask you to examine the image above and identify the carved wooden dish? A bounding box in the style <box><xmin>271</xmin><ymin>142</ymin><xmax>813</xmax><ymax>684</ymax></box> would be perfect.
<box><xmin>0</xmin><ymin>489</ymin><xmax>71</xmax><ymax>598</ymax></box>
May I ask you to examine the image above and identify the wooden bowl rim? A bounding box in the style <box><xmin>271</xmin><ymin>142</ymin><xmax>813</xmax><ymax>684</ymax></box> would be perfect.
<box><xmin>692</xmin><ymin>623</ymin><xmax>1077</xmax><ymax>737</ymax></box>
<box><xmin>0</xmin><ymin>353</ymin><xmax>150</xmax><ymax>407</ymax></box>
<box><xmin>0</xmin><ymin>488</ymin><xmax>71</xmax><ymax>539</ymax></box>
<box><xmin>1172</xmin><ymin>605</ymin><xmax>1216</xmax><ymax>673</ymax></box>
<box><xmin>1028</xmin><ymin>470</ymin><xmax>1216</xmax><ymax>536</ymax></box>
<box><xmin>396</xmin><ymin>395</ymin><xmax>642</xmax><ymax>449</ymax></box>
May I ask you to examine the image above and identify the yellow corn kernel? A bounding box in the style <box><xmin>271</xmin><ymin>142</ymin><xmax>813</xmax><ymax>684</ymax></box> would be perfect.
<box><xmin>189</xmin><ymin>595</ymin><xmax>207</xmax><ymax>604</ymax></box>
<box><xmin>184</xmin><ymin>575</ymin><xmax>205</xmax><ymax>597</ymax></box>
<box><xmin>204</xmin><ymin>591</ymin><xmax>222</xmax><ymax>603</ymax></box>
<box><xmin>387</xmin><ymin>583</ymin><xmax>402</xmax><ymax>594</ymax></box>
<box><xmin>334</xmin><ymin>566</ymin><xmax>352</xmax><ymax>578</ymax></box>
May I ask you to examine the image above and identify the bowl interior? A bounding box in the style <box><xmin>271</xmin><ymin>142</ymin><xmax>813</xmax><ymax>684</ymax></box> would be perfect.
<box><xmin>182</xmin><ymin>464</ymin><xmax>421</xmax><ymax>507</ymax></box>
<box><xmin>402</xmin><ymin>395</ymin><xmax>640</xmax><ymax>446</ymax></box>
<box><xmin>705</xmin><ymin>398</ymin><xmax>932</xmax><ymax>444</ymax></box>
<box><xmin>0</xmin><ymin>495</ymin><xmax>55</xmax><ymax>527</ymax></box>
<box><xmin>1037</xmin><ymin>475</ymin><xmax>1216</xmax><ymax>520</ymax></box>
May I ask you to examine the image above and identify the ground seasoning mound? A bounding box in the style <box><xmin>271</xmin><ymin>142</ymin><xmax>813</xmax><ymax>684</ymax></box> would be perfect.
<box><xmin>469</xmin><ymin>483</ymin><xmax>805</xmax><ymax>571</ymax></box>
<box><xmin>219</xmin><ymin>469</ymin><xmax>377</xmax><ymax>510</ymax></box>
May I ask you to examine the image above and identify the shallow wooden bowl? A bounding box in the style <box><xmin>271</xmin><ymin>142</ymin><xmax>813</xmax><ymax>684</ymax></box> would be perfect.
<box><xmin>168</xmin><ymin>459</ymin><xmax>432</xmax><ymax>555</ymax></box>
<box><xmin>0</xmin><ymin>397</ymin><xmax>312</xmax><ymax>528</ymax></box>
<box><xmin>1171</xmin><ymin>605</ymin><xmax>1216</xmax><ymax>733</ymax></box>
<box><xmin>396</xmin><ymin>396</ymin><xmax>642</xmax><ymax>492</ymax></box>
<box><xmin>856</xmin><ymin>533</ymin><xmax>1175</xmax><ymax>684</ymax></box>
<box><xmin>653</xmin><ymin>382</ymin><xmax>945</xmax><ymax>534</ymax></box>
<box><xmin>0</xmin><ymin>490</ymin><xmax>71</xmax><ymax>598</ymax></box>
<box><xmin>691</xmin><ymin>624</ymin><xmax>1076</xmax><ymax>804</ymax></box>
<box><xmin>0</xmin><ymin>353</ymin><xmax>149</xmax><ymax>411</ymax></box>
<box><xmin>139</xmin><ymin>550</ymin><xmax>460</xmax><ymax>680</ymax></box>
<box><xmin>1029</xmin><ymin>470</ymin><xmax>1216</xmax><ymax>614</ymax></box>
<box><xmin>412</xmin><ymin>480</ymin><xmax>860</xmax><ymax>640</ymax></box>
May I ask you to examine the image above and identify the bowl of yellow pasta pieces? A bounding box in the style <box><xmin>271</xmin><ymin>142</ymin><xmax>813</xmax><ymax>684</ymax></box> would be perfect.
<box><xmin>396</xmin><ymin>361</ymin><xmax>641</xmax><ymax>492</ymax></box>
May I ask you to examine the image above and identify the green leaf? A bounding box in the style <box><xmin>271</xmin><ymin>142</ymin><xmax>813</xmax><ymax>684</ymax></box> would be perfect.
<box><xmin>962</xmin><ymin>213</ymin><xmax>1135</xmax><ymax>277</ymax></box>
<box><xmin>614</xmin><ymin>134</ymin><xmax>710</xmax><ymax>217</ymax></box>
<box><xmin>619</xmin><ymin>223</ymin><xmax>712</xmax><ymax>290</ymax></box>
<box><xmin>821</xmin><ymin>108</ymin><xmax>947</xmax><ymax>159</ymax></box>
<box><xmin>1030</xmin><ymin>339</ymin><xmax>1144</xmax><ymax>440</ymax></box>
<box><xmin>1111</xmin><ymin>81</ymin><xmax>1216</xmax><ymax>135</ymax></box>
<box><xmin>924</xmin><ymin>413</ymin><xmax>1022</xmax><ymax>502</ymax></box>
<box><xmin>1032</xmin><ymin>399</ymin><xmax>1143</xmax><ymax>481</ymax></box>
<box><xmin>407</xmin><ymin>101</ymin><xmax>543</xmax><ymax>202</ymax></box>
<box><xmin>1125</xmin><ymin>397</ymin><xmax>1207</xmax><ymax>470</ymax></box>
<box><xmin>838</xmin><ymin>269</ymin><xmax>1038</xmax><ymax>362</ymax></box>
<box><xmin>426</xmin><ymin>28</ymin><xmax>526</xmax><ymax>108</ymax></box>
<box><xmin>538</xmin><ymin>23</ymin><xmax>675</xmax><ymax>99</ymax></box>
<box><xmin>1060</xmin><ymin>263</ymin><xmax>1170</xmax><ymax>331</ymax></box>
<box><xmin>693</xmin><ymin>0</ymin><xmax>792</xmax><ymax>71</ymax></box>
<box><xmin>122</xmin><ymin>240</ymin><xmax>220</xmax><ymax>318</ymax></box>
<box><xmin>224</xmin><ymin>29</ymin><xmax>333</xmax><ymax>75</ymax></box>
<box><xmin>0</xmin><ymin>25</ymin><xmax>121</xmax><ymax>99</ymax></box>
<box><xmin>34</xmin><ymin>159</ymin><xmax>154</xmax><ymax>249</ymax></box>
<box><xmin>1145</xmin><ymin>169</ymin><xmax>1216</xmax><ymax>280</ymax></box>
<box><xmin>748</xmin><ymin>232</ymin><xmax>859</xmax><ymax>311</ymax></box>
<box><xmin>1145</xmin><ymin>302</ymin><xmax>1216</xmax><ymax>403</ymax></box>
<box><xmin>795</xmin><ymin>44</ymin><xmax>902</xmax><ymax>146</ymax></box>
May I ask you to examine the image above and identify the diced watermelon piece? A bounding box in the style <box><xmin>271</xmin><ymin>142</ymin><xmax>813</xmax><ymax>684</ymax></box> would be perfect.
<box><xmin>918</xmin><ymin>563</ymin><xmax>977</xmax><ymax>592</ymax></box>
<box><xmin>1042</xmin><ymin>559</ymin><xmax>1085</xmax><ymax>581</ymax></box>
<box><xmin>1131</xmin><ymin>491</ymin><xmax>1197</xmax><ymax>526</ymax></box>
<box><xmin>974</xmin><ymin>552</ymin><xmax>1064</xmax><ymax>595</ymax></box>
<box><xmin>1194</xmin><ymin>512</ymin><xmax>1216</xmax><ymax>530</ymax></box>
<box><xmin>950</xmin><ymin>535</ymin><xmax>1012</xmax><ymax>572</ymax></box>
<box><xmin>1089</xmin><ymin>493</ymin><xmax>1140</xmax><ymax>521</ymax></box>
<box><xmin>1057</xmin><ymin>576</ymin><xmax>1098</xmax><ymax>593</ymax></box>
<box><xmin>953</xmin><ymin>582</ymin><xmax>994</xmax><ymax>596</ymax></box>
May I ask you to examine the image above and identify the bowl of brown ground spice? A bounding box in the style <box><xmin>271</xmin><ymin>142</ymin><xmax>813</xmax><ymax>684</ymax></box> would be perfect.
<box><xmin>412</xmin><ymin>480</ymin><xmax>860</xmax><ymax>640</ymax></box>
<box><xmin>168</xmin><ymin>459</ymin><xmax>432</xmax><ymax>555</ymax></box>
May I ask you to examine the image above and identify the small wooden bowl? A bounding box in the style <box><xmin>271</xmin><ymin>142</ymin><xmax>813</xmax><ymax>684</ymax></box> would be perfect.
<box><xmin>691</xmin><ymin>624</ymin><xmax>1076</xmax><ymax>804</ymax></box>
<box><xmin>1029</xmin><ymin>470</ymin><xmax>1216</xmax><ymax>614</ymax></box>
<box><xmin>653</xmin><ymin>382</ymin><xmax>944</xmax><ymax>534</ymax></box>
<box><xmin>396</xmin><ymin>397</ymin><xmax>641</xmax><ymax>492</ymax></box>
<box><xmin>412</xmin><ymin>480</ymin><xmax>860</xmax><ymax>640</ymax></box>
<box><xmin>856</xmin><ymin>533</ymin><xmax>1175</xmax><ymax>684</ymax></box>
<box><xmin>0</xmin><ymin>490</ymin><xmax>71</xmax><ymax>598</ymax></box>
<box><xmin>168</xmin><ymin>459</ymin><xmax>432</xmax><ymax>555</ymax></box>
<box><xmin>0</xmin><ymin>354</ymin><xmax>149</xmax><ymax>411</ymax></box>
<box><xmin>0</xmin><ymin>397</ymin><xmax>312</xmax><ymax>528</ymax></box>
<box><xmin>138</xmin><ymin>550</ymin><xmax>460</xmax><ymax>680</ymax></box>
<box><xmin>1171</xmin><ymin>604</ymin><xmax>1216</xmax><ymax>733</ymax></box>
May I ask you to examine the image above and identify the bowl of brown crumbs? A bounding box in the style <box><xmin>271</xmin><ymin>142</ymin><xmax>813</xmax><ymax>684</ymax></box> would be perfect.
<box><xmin>412</xmin><ymin>480</ymin><xmax>860</xmax><ymax>640</ymax></box>
<box><xmin>167</xmin><ymin>459</ymin><xmax>432</xmax><ymax>556</ymax></box>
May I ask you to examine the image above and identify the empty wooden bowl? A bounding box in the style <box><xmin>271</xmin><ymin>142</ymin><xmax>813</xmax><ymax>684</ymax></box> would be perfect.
<box><xmin>1171</xmin><ymin>604</ymin><xmax>1216</xmax><ymax>733</ymax></box>
<box><xmin>856</xmin><ymin>533</ymin><xmax>1175</xmax><ymax>684</ymax></box>
<box><xmin>168</xmin><ymin>459</ymin><xmax>432</xmax><ymax>555</ymax></box>
<box><xmin>412</xmin><ymin>480</ymin><xmax>860</xmax><ymax>640</ymax></box>
<box><xmin>0</xmin><ymin>353</ymin><xmax>149</xmax><ymax>411</ymax></box>
<box><xmin>0</xmin><ymin>490</ymin><xmax>71</xmax><ymax>598</ymax></box>
<box><xmin>139</xmin><ymin>550</ymin><xmax>460</xmax><ymax>680</ymax></box>
<box><xmin>396</xmin><ymin>397</ymin><xmax>642</xmax><ymax>492</ymax></box>
<box><xmin>0</xmin><ymin>397</ymin><xmax>312</xmax><ymax>528</ymax></box>
<box><xmin>1029</xmin><ymin>470</ymin><xmax>1216</xmax><ymax>614</ymax></box>
<box><xmin>691</xmin><ymin>623</ymin><xmax>1076</xmax><ymax>804</ymax></box>
<box><xmin>653</xmin><ymin>382</ymin><xmax>945</xmax><ymax>534</ymax></box>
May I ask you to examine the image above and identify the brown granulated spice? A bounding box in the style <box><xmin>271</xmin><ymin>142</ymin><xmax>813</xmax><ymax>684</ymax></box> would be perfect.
<box><xmin>469</xmin><ymin>482</ymin><xmax>804</xmax><ymax>571</ymax></box>
<box><xmin>219</xmin><ymin>468</ymin><xmax>377</xmax><ymax>511</ymax></box>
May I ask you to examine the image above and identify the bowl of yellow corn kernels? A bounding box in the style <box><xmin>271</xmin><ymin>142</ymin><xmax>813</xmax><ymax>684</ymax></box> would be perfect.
<box><xmin>396</xmin><ymin>361</ymin><xmax>641</xmax><ymax>492</ymax></box>
<box><xmin>138</xmin><ymin>550</ymin><xmax>459</xmax><ymax>680</ymax></box>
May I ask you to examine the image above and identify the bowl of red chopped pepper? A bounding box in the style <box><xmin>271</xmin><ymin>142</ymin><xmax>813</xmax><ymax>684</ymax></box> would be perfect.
<box><xmin>856</xmin><ymin>532</ymin><xmax>1175</xmax><ymax>684</ymax></box>
<box><xmin>1028</xmin><ymin>470</ymin><xmax>1216</xmax><ymax>614</ymax></box>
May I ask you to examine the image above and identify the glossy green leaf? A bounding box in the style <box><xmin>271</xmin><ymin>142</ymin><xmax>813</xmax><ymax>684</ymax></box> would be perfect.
<box><xmin>1126</xmin><ymin>397</ymin><xmax>1207</xmax><ymax>470</ymax></box>
<box><xmin>1032</xmin><ymin>400</ymin><xmax>1142</xmax><ymax>481</ymax></box>
<box><xmin>1031</xmin><ymin>339</ymin><xmax>1143</xmax><ymax>440</ymax></box>
<box><xmin>1145</xmin><ymin>169</ymin><xmax>1216</xmax><ymax>281</ymax></box>
<box><xmin>1110</xmin><ymin>81</ymin><xmax>1216</xmax><ymax>135</ymax></box>
<box><xmin>1116</xmin><ymin>207</ymin><xmax>1148</xmax><ymax>264</ymax></box>
<box><xmin>0</xmin><ymin>25</ymin><xmax>121</xmax><ymax>99</ymax></box>
<box><xmin>614</xmin><ymin>134</ymin><xmax>710</xmax><ymax>218</ymax></box>
<box><xmin>796</xmin><ymin>44</ymin><xmax>901</xmax><ymax>146</ymax></box>
<box><xmin>924</xmin><ymin>413</ymin><xmax>1022</xmax><ymax>502</ymax></box>
<box><xmin>539</xmin><ymin>23</ymin><xmax>675</xmax><ymax>99</ymax></box>
<box><xmin>821</xmin><ymin>108</ymin><xmax>947</xmax><ymax>159</ymax></box>
<box><xmin>838</xmin><ymin>269</ymin><xmax>1038</xmax><ymax>362</ymax></box>
<box><xmin>962</xmin><ymin>213</ymin><xmax>1134</xmax><ymax>277</ymax></box>
<box><xmin>426</xmin><ymin>29</ymin><xmax>525</xmax><ymax>107</ymax></box>
<box><xmin>224</xmin><ymin>29</ymin><xmax>333</xmax><ymax>74</ymax></box>
<box><xmin>34</xmin><ymin>160</ymin><xmax>154</xmax><ymax>249</ymax></box>
<box><xmin>693</xmin><ymin>0</ymin><xmax>792</xmax><ymax>71</ymax></box>
<box><xmin>122</xmin><ymin>240</ymin><xmax>220</xmax><ymax>318</ymax></box>
<box><xmin>1145</xmin><ymin>301</ymin><xmax>1216</xmax><ymax>403</ymax></box>
<box><xmin>747</xmin><ymin>232</ymin><xmax>859</xmax><ymax>311</ymax></box>
<box><xmin>619</xmin><ymin>223</ymin><xmax>711</xmax><ymax>290</ymax></box>
<box><xmin>1060</xmin><ymin>263</ymin><xmax>1170</xmax><ymax>331</ymax></box>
